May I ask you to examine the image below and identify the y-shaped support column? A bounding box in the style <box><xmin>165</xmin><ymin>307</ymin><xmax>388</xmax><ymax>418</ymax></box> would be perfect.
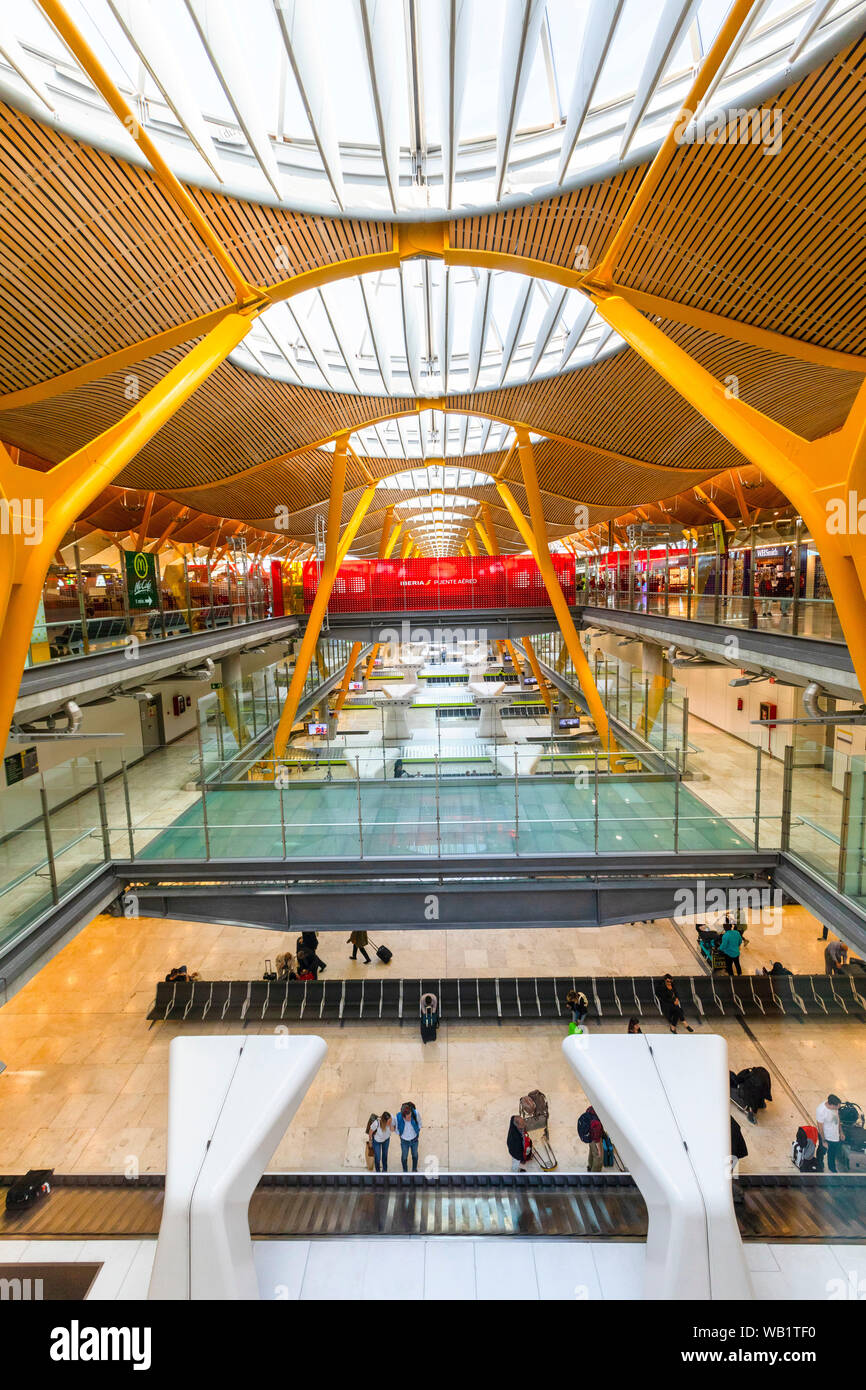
<box><xmin>562</xmin><ymin>1034</ymin><xmax>753</xmax><ymax>1301</ymax></box>
<box><xmin>149</xmin><ymin>1035</ymin><xmax>326</xmax><ymax>1301</ymax></box>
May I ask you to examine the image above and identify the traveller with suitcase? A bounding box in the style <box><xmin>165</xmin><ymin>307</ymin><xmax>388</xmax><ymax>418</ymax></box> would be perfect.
<box><xmin>420</xmin><ymin>991</ymin><xmax>439</xmax><ymax>1043</ymax></box>
<box><xmin>368</xmin><ymin>939</ymin><xmax>392</xmax><ymax>963</ymax></box>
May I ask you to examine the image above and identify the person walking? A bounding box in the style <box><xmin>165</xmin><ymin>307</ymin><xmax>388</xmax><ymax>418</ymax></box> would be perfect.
<box><xmin>578</xmin><ymin>1104</ymin><xmax>605</xmax><ymax>1172</ymax></box>
<box><xmin>824</xmin><ymin>939</ymin><xmax>849</xmax><ymax>975</ymax></box>
<box><xmin>507</xmin><ymin>1114</ymin><xmax>531</xmax><ymax>1172</ymax></box>
<box><xmin>367</xmin><ymin>1112</ymin><xmax>394</xmax><ymax>1172</ymax></box>
<box><xmin>656</xmin><ymin>973</ymin><xmax>694</xmax><ymax>1033</ymax></box>
<box><xmin>719</xmin><ymin>923</ymin><xmax>743</xmax><ymax>976</ymax></box>
<box><xmin>816</xmin><ymin>1094</ymin><xmax>844</xmax><ymax>1173</ymax></box>
<box><xmin>395</xmin><ymin>1101</ymin><xmax>422</xmax><ymax>1172</ymax></box>
<box><xmin>348</xmin><ymin>930</ymin><xmax>371</xmax><ymax>964</ymax></box>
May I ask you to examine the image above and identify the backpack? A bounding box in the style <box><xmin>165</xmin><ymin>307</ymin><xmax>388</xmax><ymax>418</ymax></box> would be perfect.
<box><xmin>590</xmin><ymin>1117</ymin><xmax>604</xmax><ymax>1144</ymax></box>
<box><xmin>520</xmin><ymin>1090</ymin><xmax>547</xmax><ymax>1121</ymax></box>
<box><xmin>577</xmin><ymin>1109</ymin><xmax>595</xmax><ymax>1143</ymax></box>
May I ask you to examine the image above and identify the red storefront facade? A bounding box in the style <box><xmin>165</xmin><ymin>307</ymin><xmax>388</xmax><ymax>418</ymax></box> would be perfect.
<box><xmin>302</xmin><ymin>554</ymin><xmax>577</xmax><ymax>613</ymax></box>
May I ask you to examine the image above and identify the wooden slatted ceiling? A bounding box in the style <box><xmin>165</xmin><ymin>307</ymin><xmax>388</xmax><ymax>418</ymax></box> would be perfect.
<box><xmin>2</xmin><ymin>318</ymin><xmax>860</xmax><ymax>506</ymax></box>
<box><xmin>602</xmin><ymin>34</ymin><xmax>866</xmax><ymax>354</ymax></box>
<box><xmin>0</xmin><ymin>101</ymin><xmax>394</xmax><ymax>396</ymax></box>
<box><xmin>0</xmin><ymin>36</ymin><xmax>864</xmax><ymax>549</ymax></box>
<box><xmin>0</xmin><ymin>32</ymin><xmax>863</xmax><ymax>402</ymax></box>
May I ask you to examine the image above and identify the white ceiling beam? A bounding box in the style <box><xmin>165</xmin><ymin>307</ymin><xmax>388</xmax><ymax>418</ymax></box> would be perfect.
<box><xmin>619</xmin><ymin>0</ymin><xmax>698</xmax><ymax>160</ymax></box>
<box><xmin>399</xmin><ymin>262</ymin><xmax>423</xmax><ymax>395</ymax></box>
<box><xmin>317</xmin><ymin>288</ymin><xmax>364</xmax><ymax>393</ymax></box>
<box><xmin>527</xmin><ymin>285</ymin><xmax>569</xmax><ymax>377</ymax></box>
<box><xmin>0</xmin><ymin>29</ymin><xmax>55</xmax><ymax>112</ymax></box>
<box><xmin>271</xmin><ymin>0</ymin><xmax>346</xmax><ymax>209</ymax></box>
<box><xmin>359</xmin><ymin>278</ymin><xmax>394</xmax><ymax>394</ymax></box>
<box><xmin>497</xmin><ymin>279</ymin><xmax>534</xmax><ymax>386</ymax></box>
<box><xmin>359</xmin><ymin>0</ymin><xmax>406</xmax><ymax>213</ymax></box>
<box><xmin>693</xmin><ymin>0</ymin><xmax>771</xmax><ymax>119</ymax></box>
<box><xmin>110</xmin><ymin>0</ymin><xmax>222</xmax><ymax>182</ymax></box>
<box><xmin>495</xmin><ymin>0</ymin><xmax>547</xmax><ymax>201</ymax></box>
<box><xmin>468</xmin><ymin>269</ymin><xmax>494</xmax><ymax>391</ymax></box>
<box><xmin>788</xmin><ymin>0</ymin><xmax>836</xmax><ymax>61</ymax></box>
<box><xmin>556</xmin><ymin>0</ymin><xmax>625</xmax><ymax>184</ymax></box>
<box><xmin>185</xmin><ymin>0</ymin><xmax>283</xmax><ymax>198</ymax></box>
<box><xmin>439</xmin><ymin>0</ymin><xmax>471</xmax><ymax>206</ymax></box>
<box><xmin>283</xmin><ymin>301</ymin><xmax>340</xmax><ymax>390</ymax></box>
<box><xmin>559</xmin><ymin>298</ymin><xmax>594</xmax><ymax>370</ymax></box>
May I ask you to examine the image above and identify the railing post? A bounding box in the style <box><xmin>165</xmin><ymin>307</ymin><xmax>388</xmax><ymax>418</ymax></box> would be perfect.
<box><xmin>121</xmin><ymin>756</ymin><xmax>135</xmax><ymax>860</ymax></box>
<box><xmin>643</xmin><ymin>678</ymin><xmax>649</xmax><ymax>737</ymax></box>
<box><xmin>781</xmin><ymin>743</ymin><xmax>794</xmax><ymax>851</ymax></box>
<box><xmin>355</xmin><ymin>755</ymin><xmax>363</xmax><ymax>859</ymax></box>
<box><xmin>673</xmin><ymin>748</ymin><xmax>680</xmax><ymax>853</ymax></box>
<box><xmin>279</xmin><ymin>780</ymin><xmax>287</xmax><ymax>860</ymax></box>
<box><xmin>792</xmin><ymin>517</ymin><xmax>802</xmax><ymax>636</ymax></box>
<box><xmin>195</xmin><ymin>716</ymin><xmax>211</xmax><ymax>860</ymax></box>
<box><xmin>74</xmin><ymin>541</ymin><xmax>90</xmax><ymax>655</ymax></box>
<box><xmin>593</xmin><ymin>749</ymin><xmax>599</xmax><ymax>854</ymax></box>
<box><xmin>207</xmin><ymin>565</ymin><xmax>215</xmax><ymax>630</ymax></box>
<box><xmin>95</xmin><ymin>758</ymin><xmax>112</xmax><ymax>860</ymax></box>
<box><xmin>754</xmin><ymin>745</ymin><xmax>762</xmax><ymax>850</ymax></box>
<box><xmin>39</xmin><ymin>778</ymin><xmax>59</xmax><ymax>903</ymax></box>
<box><xmin>838</xmin><ymin>769</ymin><xmax>852</xmax><ymax>894</ymax></box>
<box><xmin>183</xmin><ymin>552</ymin><xmax>194</xmax><ymax>634</ymax></box>
<box><xmin>681</xmin><ymin>695</ymin><xmax>689</xmax><ymax>775</ymax></box>
<box><xmin>514</xmin><ymin>745</ymin><xmax>519</xmax><ymax>855</ymax></box>
<box><xmin>434</xmin><ymin>746</ymin><xmax>441</xmax><ymax>856</ymax></box>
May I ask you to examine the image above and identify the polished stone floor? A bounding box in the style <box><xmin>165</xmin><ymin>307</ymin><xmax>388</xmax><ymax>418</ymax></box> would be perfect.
<box><xmin>0</xmin><ymin>1235</ymin><xmax>860</xmax><ymax>1301</ymax></box>
<box><xmin>0</xmin><ymin>908</ymin><xmax>859</xmax><ymax>1180</ymax></box>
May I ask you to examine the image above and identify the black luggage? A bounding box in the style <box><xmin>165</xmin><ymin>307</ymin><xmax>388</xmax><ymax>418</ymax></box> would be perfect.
<box><xmin>370</xmin><ymin>940</ymin><xmax>392</xmax><ymax>964</ymax></box>
<box><xmin>5</xmin><ymin>1169</ymin><xmax>53</xmax><ymax>1212</ymax></box>
<box><xmin>731</xmin><ymin>1117</ymin><xmax>748</xmax><ymax>1161</ymax></box>
<box><xmin>263</xmin><ymin>958</ymin><xmax>277</xmax><ymax>981</ymax></box>
<box><xmin>420</xmin><ymin>1009</ymin><xmax>438</xmax><ymax>1043</ymax></box>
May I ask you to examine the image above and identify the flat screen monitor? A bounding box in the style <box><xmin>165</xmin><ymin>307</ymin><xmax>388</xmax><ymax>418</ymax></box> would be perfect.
<box><xmin>348</xmin><ymin>680</ymin><xmax>363</xmax><ymax>691</ymax></box>
<box><xmin>559</xmin><ymin>716</ymin><xmax>581</xmax><ymax>728</ymax></box>
<box><xmin>307</xmin><ymin>722</ymin><xmax>328</xmax><ymax>736</ymax></box>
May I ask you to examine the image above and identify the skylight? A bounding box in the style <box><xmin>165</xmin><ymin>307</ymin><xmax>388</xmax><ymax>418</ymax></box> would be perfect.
<box><xmin>229</xmin><ymin>265</ymin><xmax>623</xmax><ymax>395</ymax></box>
<box><xmin>2</xmin><ymin>0</ymin><xmax>857</xmax><ymax>216</ymax></box>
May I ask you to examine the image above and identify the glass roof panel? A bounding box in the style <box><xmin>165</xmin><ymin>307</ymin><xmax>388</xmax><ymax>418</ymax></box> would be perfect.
<box><xmin>3</xmin><ymin>0</ymin><xmax>856</xmax><ymax>215</ymax></box>
<box><xmin>230</xmin><ymin>267</ymin><xmax>624</xmax><ymax>396</ymax></box>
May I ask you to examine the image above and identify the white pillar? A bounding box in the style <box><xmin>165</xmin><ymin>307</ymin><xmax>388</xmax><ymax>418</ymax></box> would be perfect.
<box><xmin>148</xmin><ymin>1035</ymin><xmax>327</xmax><ymax>1301</ymax></box>
<box><xmin>562</xmin><ymin>1033</ymin><xmax>753</xmax><ymax>1301</ymax></box>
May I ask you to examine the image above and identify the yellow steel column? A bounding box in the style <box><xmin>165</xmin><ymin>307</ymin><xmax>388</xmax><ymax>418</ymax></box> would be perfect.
<box><xmin>465</xmin><ymin>530</ymin><xmax>479</xmax><ymax>557</ymax></box>
<box><xmin>272</xmin><ymin>450</ymin><xmax>374</xmax><ymax>757</ymax></box>
<box><xmin>364</xmin><ymin>643</ymin><xmax>381</xmax><ymax>678</ymax></box>
<box><xmin>581</xmin><ymin>293</ymin><xmax>866</xmax><ymax>695</ymax></box>
<box><xmin>521</xmin><ymin>637</ymin><xmax>553</xmax><ymax>712</ymax></box>
<box><xmin>333</xmin><ymin>640</ymin><xmax>365</xmax><ymax>716</ymax></box>
<box><xmin>475</xmin><ymin>520</ymin><xmax>494</xmax><ymax>555</ymax></box>
<box><xmin>497</xmin><ymin>439</ymin><xmax>619</xmax><ymax>756</ymax></box>
<box><xmin>378</xmin><ymin>506</ymin><xmax>395</xmax><ymax>558</ymax></box>
<box><xmin>504</xmin><ymin>638</ymin><xmax>524</xmax><ymax>678</ymax></box>
<box><xmin>481</xmin><ymin>504</ymin><xmax>500</xmax><ymax>553</ymax></box>
<box><xmin>0</xmin><ymin>312</ymin><xmax>253</xmax><ymax>751</ymax></box>
<box><xmin>400</xmin><ymin>533</ymin><xmax>413</xmax><ymax>559</ymax></box>
<box><xmin>383</xmin><ymin>520</ymin><xmax>402</xmax><ymax>559</ymax></box>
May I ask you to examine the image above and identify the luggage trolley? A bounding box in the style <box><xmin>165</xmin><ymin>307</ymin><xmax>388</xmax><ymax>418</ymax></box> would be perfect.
<box><xmin>519</xmin><ymin>1089</ymin><xmax>557</xmax><ymax>1171</ymax></box>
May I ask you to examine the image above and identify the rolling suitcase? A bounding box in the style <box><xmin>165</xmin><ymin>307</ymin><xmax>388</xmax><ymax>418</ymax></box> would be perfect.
<box><xmin>369</xmin><ymin>940</ymin><xmax>392</xmax><ymax>964</ymax></box>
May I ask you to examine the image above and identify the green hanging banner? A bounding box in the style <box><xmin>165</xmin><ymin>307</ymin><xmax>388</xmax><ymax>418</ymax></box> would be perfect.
<box><xmin>125</xmin><ymin>550</ymin><xmax>160</xmax><ymax>610</ymax></box>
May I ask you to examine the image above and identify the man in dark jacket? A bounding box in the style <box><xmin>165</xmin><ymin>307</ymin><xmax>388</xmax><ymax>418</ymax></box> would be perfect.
<box><xmin>507</xmin><ymin>1115</ymin><xmax>531</xmax><ymax>1172</ymax></box>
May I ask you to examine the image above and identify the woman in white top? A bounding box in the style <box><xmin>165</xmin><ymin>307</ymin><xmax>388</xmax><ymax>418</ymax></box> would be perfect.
<box><xmin>367</xmin><ymin>1112</ymin><xmax>395</xmax><ymax>1172</ymax></box>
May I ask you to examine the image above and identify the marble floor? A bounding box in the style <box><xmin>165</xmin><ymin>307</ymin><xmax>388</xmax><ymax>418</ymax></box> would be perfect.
<box><xmin>0</xmin><ymin>1236</ymin><xmax>861</xmax><ymax>1301</ymax></box>
<box><xmin>0</xmin><ymin>907</ymin><xmax>860</xmax><ymax>1180</ymax></box>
